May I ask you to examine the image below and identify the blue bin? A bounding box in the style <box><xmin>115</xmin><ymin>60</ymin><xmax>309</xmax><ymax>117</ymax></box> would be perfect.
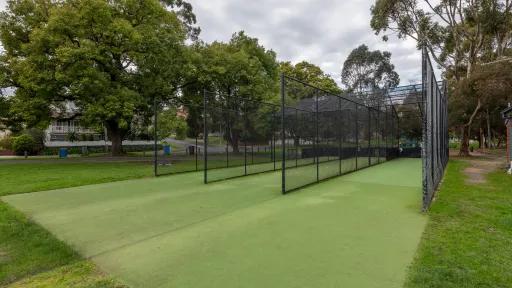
<box><xmin>163</xmin><ymin>145</ymin><xmax>171</xmax><ymax>155</ymax></box>
<box><xmin>59</xmin><ymin>148</ymin><xmax>68</xmax><ymax>158</ymax></box>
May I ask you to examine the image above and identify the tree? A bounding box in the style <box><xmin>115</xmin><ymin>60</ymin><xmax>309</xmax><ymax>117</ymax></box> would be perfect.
<box><xmin>183</xmin><ymin>31</ymin><xmax>280</xmax><ymax>152</ymax></box>
<box><xmin>341</xmin><ymin>44</ymin><xmax>399</xmax><ymax>106</ymax></box>
<box><xmin>279</xmin><ymin>61</ymin><xmax>341</xmax><ymax>95</ymax></box>
<box><xmin>450</xmin><ymin>59</ymin><xmax>512</xmax><ymax>148</ymax></box>
<box><xmin>370</xmin><ymin>0</ymin><xmax>512</xmax><ymax>155</ymax></box>
<box><xmin>0</xmin><ymin>0</ymin><xmax>199</xmax><ymax>156</ymax></box>
<box><xmin>157</xmin><ymin>107</ymin><xmax>188</xmax><ymax>140</ymax></box>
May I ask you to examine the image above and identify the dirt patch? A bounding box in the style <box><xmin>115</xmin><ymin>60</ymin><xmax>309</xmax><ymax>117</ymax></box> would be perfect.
<box><xmin>458</xmin><ymin>150</ymin><xmax>506</xmax><ymax>185</ymax></box>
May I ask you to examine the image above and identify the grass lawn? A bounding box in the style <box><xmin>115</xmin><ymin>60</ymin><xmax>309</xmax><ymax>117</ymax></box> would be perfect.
<box><xmin>0</xmin><ymin>160</ymin><xmax>147</xmax><ymax>286</ymax></box>
<box><xmin>405</xmin><ymin>160</ymin><xmax>512</xmax><ymax>287</ymax></box>
<box><xmin>0</xmin><ymin>162</ymin><xmax>153</xmax><ymax>197</ymax></box>
<box><xmin>0</xmin><ymin>201</ymin><xmax>125</xmax><ymax>287</ymax></box>
<box><xmin>3</xmin><ymin>159</ymin><xmax>426</xmax><ymax>288</ymax></box>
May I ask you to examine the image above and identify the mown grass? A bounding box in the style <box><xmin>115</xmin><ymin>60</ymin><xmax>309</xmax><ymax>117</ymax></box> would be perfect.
<box><xmin>0</xmin><ymin>160</ymin><xmax>153</xmax><ymax>286</ymax></box>
<box><xmin>0</xmin><ymin>162</ymin><xmax>153</xmax><ymax>197</ymax></box>
<box><xmin>0</xmin><ymin>201</ymin><xmax>125</xmax><ymax>287</ymax></box>
<box><xmin>405</xmin><ymin>160</ymin><xmax>512</xmax><ymax>288</ymax></box>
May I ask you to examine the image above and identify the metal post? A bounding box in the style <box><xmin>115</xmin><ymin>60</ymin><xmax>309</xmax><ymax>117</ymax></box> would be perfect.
<box><xmin>355</xmin><ymin>104</ymin><xmax>359</xmax><ymax>170</ymax></box>
<box><xmin>203</xmin><ymin>89</ymin><xmax>208</xmax><ymax>184</ymax></box>
<box><xmin>368</xmin><ymin>108</ymin><xmax>371</xmax><ymax>166</ymax></box>
<box><xmin>385</xmin><ymin>106</ymin><xmax>388</xmax><ymax>160</ymax></box>
<box><xmin>295</xmin><ymin>109</ymin><xmax>298</xmax><ymax>168</ymax></box>
<box><xmin>244</xmin><ymin>101</ymin><xmax>247</xmax><ymax>176</ymax></box>
<box><xmin>153</xmin><ymin>96</ymin><xmax>158</xmax><ymax>176</ymax></box>
<box><xmin>281</xmin><ymin>74</ymin><xmax>286</xmax><ymax>194</ymax></box>
<box><xmin>195</xmin><ymin>136</ymin><xmax>198</xmax><ymax>171</ymax></box>
<box><xmin>315</xmin><ymin>91</ymin><xmax>319</xmax><ymax>182</ymax></box>
<box><xmin>377</xmin><ymin>109</ymin><xmax>381</xmax><ymax>164</ymax></box>
<box><xmin>339</xmin><ymin>99</ymin><xmax>342</xmax><ymax>175</ymax></box>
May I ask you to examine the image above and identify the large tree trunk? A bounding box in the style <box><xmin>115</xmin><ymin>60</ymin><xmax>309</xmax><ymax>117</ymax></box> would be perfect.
<box><xmin>459</xmin><ymin>126</ymin><xmax>471</xmax><ymax>156</ymax></box>
<box><xmin>106</xmin><ymin>120</ymin><xmax>127</xmax><ymax>156</ymax></box>
<box><xmin>486</xmin><ymin>109</ymin><xmax>492</xmax><ymax>149</ymax></box>
<box><xmin>479</xmin><ymin>127</ymin><xmax>484</xmax><ymax>149</ymax></box>
<box><xmin>459</xmin><ymin>99</ymin><xmax>482</xmax><ymax>156</ymax></box>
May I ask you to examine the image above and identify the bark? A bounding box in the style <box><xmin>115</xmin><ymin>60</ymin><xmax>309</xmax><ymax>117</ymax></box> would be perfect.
<box><xmin>479</xmin><ymin>127</ymin><xmax>484</xmax><ymax>149</ymax></box>
<box><xmin>459</xmin><ymin>99</ymin><xmax>482</xmax><ymax>156</ymax></box>
<box><xmin>459</xmin><ymin>126</ymin><xmax>470</xmax><ymax>156</ymax></box>
<box><xmin>486</xmin><ymin>109</ymin><xmax>492</xmax><ymax>148</ymax></box>
<box><xmin>106</xmin><ymin>120</ymin><xmax>127</xmax><ymax>156</ymax></box>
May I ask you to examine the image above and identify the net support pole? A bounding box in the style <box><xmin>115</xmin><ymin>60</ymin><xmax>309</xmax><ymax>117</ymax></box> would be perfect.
<box><xmin>203</xmin><ymin>89</ymin><xmax>208</xmax><ymax>184</ymax></box>
<box><xmin>377</xmin><ymin>109</ymin><xmax>381</xmax><ymax>164</ymax></box>
<box><xmin>339</xmin><ymin>99</ymin><xmax>342</xmax><ymax>175</ymax></box>
<box><xmin>315</xmin><ymin>90</ymin><xmax>319</xmax><ymax>182</ymax></box>
<box><xmin>281</xmin><ymin>74</ymin><xmax>286</xmax><ymax>194</ymax></box>
<box><xmin>153</xmin><ymin>96</ymin><xmax>158</xmax><ymax>177</ymax></box>
<box><xmin>244</xmin><ymin>100</ymin><xmax>247</xmax><ymax>176</ymax></box>
<box><xmin>355</xmin><ymin>104</ymin><xmax>359</xmax><ymax>169</ymax></box>
<box><xmin>368</xmin><ymin>108</ymin><xmax>371</xmax><ymax>166</ymax></box>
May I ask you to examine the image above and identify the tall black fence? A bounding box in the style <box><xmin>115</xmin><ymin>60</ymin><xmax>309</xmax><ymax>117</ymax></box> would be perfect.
<box><xmin>281</xmin><ymin>75</ymin><xmax>399</xmax><ymax>193</ymax></box>
<box><xmin>203</xmin><ymin>91</ymin><xmax>281</xmax><ymax>183</ymax></box>
<box><xmin>422</xmin><ymin>47</ymin><xmax>449</xmax><ymax>210</ymax></box>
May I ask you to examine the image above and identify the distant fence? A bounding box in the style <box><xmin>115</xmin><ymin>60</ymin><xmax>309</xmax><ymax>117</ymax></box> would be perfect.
<box><xmin>281</xmin><ymin>75</ymin><xmax>400</xmax><ymax>193</ymax></box>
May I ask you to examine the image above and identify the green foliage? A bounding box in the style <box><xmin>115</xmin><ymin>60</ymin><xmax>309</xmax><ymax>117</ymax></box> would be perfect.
<box><xmin>11</xmin><ymin>135</ymin><xmax>36</xmax><ymax>155</ymax></box>
<box><xmin>175</xmin><ymin>120</ymin><xmax>188</xmax><ymax>140</ymax></box>
<box><xmin>0</xmin><ymin>135</ymin><xmax>12</xmax><ymax>150</ymax></box>
<box><xmin>183</xmin><ymin>31</ymin><xmax>280</xmax><ymax>150</ymax></box>
<box><xmin>191</xmin><ymin>31</ymin><xmax>279</xmax><ymax>100</ymax></box>
<box><xmin>0</xmin><ymin>0</ymin><xmax>198</xmax><ymax>155</ymax></box>
<box><xmin>279</xmin><ymin>61</ymin><xmax>341</xmax><ymax>95</ymax></box>
<box><xmin>66</xmin><ymin>132</ymin><xmax>78</xmax><ymax>143</ymax></box>
<box><xmin>341</xmin><ymin>44</ymin><xmax>399</xmax><ymax>94</ymax></box>
<box><xmin>157</xmin><ymin>107</ymin><xmax>188</xmax><ymax>141</ymax></box>
<box><xmin>370</xmin><ymin>0</ymin><xmax>512</xmax><ymax>155</ymax></box>
<box><xmin>23</xmin><ymin>128</ymin><xmax>45</xmax><ymax>150</ymax></box>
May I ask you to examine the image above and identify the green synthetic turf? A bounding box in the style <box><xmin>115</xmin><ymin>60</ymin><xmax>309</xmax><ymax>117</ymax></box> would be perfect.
<box><xmin>3</xmin><ymin>158</ymin><xmax>426</xmax><ymax>288</ymax></box>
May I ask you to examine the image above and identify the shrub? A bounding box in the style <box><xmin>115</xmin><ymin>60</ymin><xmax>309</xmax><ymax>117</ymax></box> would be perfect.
<box><xmin>0</xmin><ymin>135</ymin><xmax>13</xmax><ymax>150</ymax></box>
<box><xmin>175</xmin><ymin>120</ymin><xmax>188</xmax><ymax>140</ymax></box>
<box><xmin>23</xmin><ymin>128</ymin><xmax>46</xmax><ymax>153</ymax></box>
<box><xmin>12</xmin><ymin>134</ymin><xmax>36</xmax><ymax>155</ymax></box>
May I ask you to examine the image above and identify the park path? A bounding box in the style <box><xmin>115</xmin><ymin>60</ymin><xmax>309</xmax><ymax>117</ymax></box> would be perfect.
<box><xmin>460</xmin><ymin>150</ymin><xmax>506</xmax><ymax>185</ymax></box>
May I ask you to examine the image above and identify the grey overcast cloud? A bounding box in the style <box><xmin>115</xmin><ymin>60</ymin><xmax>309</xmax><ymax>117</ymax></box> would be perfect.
<box><xmin>0</xmin><ymin>0</ymin><xmax>424</xmax><ymax>86</ymax></box>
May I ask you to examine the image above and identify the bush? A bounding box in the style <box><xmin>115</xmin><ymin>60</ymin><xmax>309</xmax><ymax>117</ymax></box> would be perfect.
<box><xmin>23</xmin><ymin>128</ymin><xmax>46</xmax><ymax>153</ymax></box>
<box><xmin>175</xmin><ymin>121</ymin><xmax>188</xmax><ymax>140</ymax></box>
<box><xmin>0</xmin><ymin>135</ymin><xmax>13</xmax><ymax>150</ymax></box>
<box><xmin>12</xmin><ymin>134</ymin><xmax>36</xmax><ymax>155</ymax></box>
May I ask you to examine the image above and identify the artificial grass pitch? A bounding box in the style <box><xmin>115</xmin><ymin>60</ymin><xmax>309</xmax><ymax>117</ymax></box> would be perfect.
<box><xmin>3</xmin><ymin>158</ymin><xmax>426</xmax><ymax>288</ymax></box>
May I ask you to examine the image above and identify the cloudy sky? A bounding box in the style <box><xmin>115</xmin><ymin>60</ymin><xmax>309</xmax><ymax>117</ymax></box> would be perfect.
<box><xmin>188</xmin><ymin>0</ymin><xmax>423</xmax><ymax>86</ymax></box>
<box><xmin>0</xmin><ymin>0</ymin><xmax>426</xmax><ymax>86</ymax></box>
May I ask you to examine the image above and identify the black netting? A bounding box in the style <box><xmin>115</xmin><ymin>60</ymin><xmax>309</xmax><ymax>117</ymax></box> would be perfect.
<box><xmin>422</xmin><ymin>48</ymin><xmax>449</xmax><ymax>210</ymax></box>
<box><xmin>281</xmin><ymin>76</ymin><xmax>399</xmax><ymax>193</ymax></box>
<box><xmin>204</xmin><ymin>91</ymin><xmax>280</xmax><ymax>183</ymax></box>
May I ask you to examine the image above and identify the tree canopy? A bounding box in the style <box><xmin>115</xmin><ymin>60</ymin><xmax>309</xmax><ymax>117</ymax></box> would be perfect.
<box><xmin>0</xmin><ymin>0</ymin><xmax>199</xmax><ymax>155</ymax></box>
<box><xmin>341</xmin><ymin>44</ymin><xmax>400</xmax><ymax>93</ymax></box>
<box><xmin>180</xmin><ymin>31</ymin><xmax>280</xmax><ymax>151</ymax></box>
<box><xmin>279</xmin><ymin>61</ymin><xmax>341</xmax><ymax>95</ymax></box>
<box><xmin>370</xmin><ymin>0</ymin><xmax>512</xmax><ymax>155</ymax></box>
